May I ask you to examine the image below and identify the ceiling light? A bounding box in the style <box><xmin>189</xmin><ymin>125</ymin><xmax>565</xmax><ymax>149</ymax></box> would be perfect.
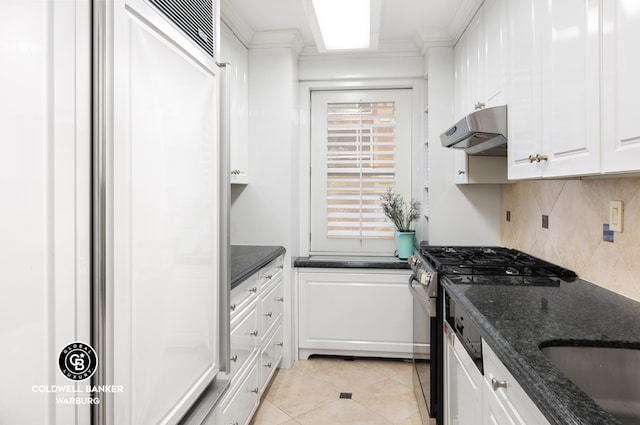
<box><xmin>306</xmin><ymin>0</ymin><xmax>380</xmax><ymax>51</ymax></box>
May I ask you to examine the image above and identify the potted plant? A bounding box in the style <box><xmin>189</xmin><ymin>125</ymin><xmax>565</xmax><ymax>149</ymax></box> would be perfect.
<box><xmin>380</xmin><ymin>190</ymin><xmax>421</xmax><ymax>259</ymax></box>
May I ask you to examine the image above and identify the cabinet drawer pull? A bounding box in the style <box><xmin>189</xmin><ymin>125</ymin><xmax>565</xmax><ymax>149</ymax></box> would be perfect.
<box><xmin>528</xmin><ymin>154</ymin><xmax>549</xmax><ymax>163</ymax></box>
<box><xmin>278</xmin><ymin>265</ymin><xmax>284</xmax><ymax>269</ymax></box>
<box><xmin>474</xmin><ymin>101</ymin><xmax>485</xmax><ymax>110</ymax></box>
<box><xmin>276</xmin><ymin>342</ymin><xmax>284</xmax><ymax>347</ymax></box>
<box><xmin>249</xmin><ymin>330</ymin><xmax>259</xmax><ymax>336</ymax></box>
<box><xmin>275</xmin><ymin>297</ymin><xmax>284</xmax><ymax>302</ymax></box>
<box><xmin>457</xmin><ymin>170</ymin><xmax>466</xmax><ymax>175</ymax></box>
<box><xmin>230</xmin><ymin>354</ymin><xmax>238</xmax><ymax>362</ymax></box>
<box><xmin>491</xmin><ymin>378</ymin><xmax>508</xmax><ymax>391</ymax></box>
<box><xmin>264</xmin><ymin>312</ymin><xmax>273</xmax><ymax>318</ymax></box>
<box><xmin>249</xmin><ymin>387</ymin><xmax>259</xmax><ymax>394</ymax></box>
<box><xmin>224</xmin><ymin>422</ymin><xmax>239</xmax><ymax>425</ymax></box>
<box><xmin>264</xmin><ymin>362</ymin><xmax>272</xmax><ymax>368</ymax></box>
<box><xmin>265</xmin><ymin>274</ymin><xmax>273</xmax><ymax>280</ymax></box>
<box><xmin>230</xmin><ymin>303</ymin><xmax>236</xmax><ymax>312</ymax></box>
<box><xmin>249</xmin><ymin>287</ymin><xmax>258</xmax><ymax>293</ymax></box>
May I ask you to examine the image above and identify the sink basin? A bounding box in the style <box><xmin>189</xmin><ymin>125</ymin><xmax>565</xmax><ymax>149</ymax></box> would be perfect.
<box><xmin>541</xmin><ymin>345</ymin><xmax>640</xmax><ymax>425</ymax></box>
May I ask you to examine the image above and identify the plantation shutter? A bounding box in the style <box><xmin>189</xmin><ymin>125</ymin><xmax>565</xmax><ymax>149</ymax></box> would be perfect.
<box><xmin>310</xmin><ymin>89</ymin><xmax>413</xmax><ymax>254</ymax></box>
<box><xmin>326</xmin><ymin>101</ymin><xmax>396</xmax><ymax>240</ymax></box>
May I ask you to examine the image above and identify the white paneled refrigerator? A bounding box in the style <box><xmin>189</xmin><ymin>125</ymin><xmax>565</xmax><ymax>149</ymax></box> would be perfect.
<box><xmin>98</xmin><ymin>0</ymin><xmax>229</xmax><ymax>424</ymax></box>
<box><xmin>0</xmin><ymin>0</ymin><xmax>229</xmax><ymax>424</ymax></box>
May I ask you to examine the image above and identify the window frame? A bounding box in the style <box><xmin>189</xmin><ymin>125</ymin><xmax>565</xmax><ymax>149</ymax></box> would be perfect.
<box><xmin>309</xmin><ymin>89</ymin><xmax>414</xmax><ymax>255</ymax></box>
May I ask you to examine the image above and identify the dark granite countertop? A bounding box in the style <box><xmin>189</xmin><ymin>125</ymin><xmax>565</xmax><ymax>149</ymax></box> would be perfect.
<box><xmin>294</xmin><ymin>255</ymin><xmax>411</xmax><ymax>269</ymax></box>
<box><xmin>231</xmin><ymin>245</ymin><xmax>286</xmax><ymax>289</ymax></box>
<box><xmin>442</xmin><ymin>276</ymin><xmax>640</xmax><ymax>425</ymax></box>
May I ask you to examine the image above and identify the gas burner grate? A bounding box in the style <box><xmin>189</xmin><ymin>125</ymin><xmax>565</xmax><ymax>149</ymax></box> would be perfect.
<box><xmin>418</xmin><ymin>245</ymin><xmax>576</xmax><ymax>283</ymax></box>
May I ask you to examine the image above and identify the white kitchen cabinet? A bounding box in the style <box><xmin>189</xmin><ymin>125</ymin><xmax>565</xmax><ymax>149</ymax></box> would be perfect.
<box><xmin>220</xmin><ymin>23</ymin><xmax>250</xmax><ymax>184</ymax></box>
<box><xmin>483</xmin><ymin>0</ymin><xmax>508</xmax><ymax>109</ymax></box>
<box><xmin>507</xmin><ymin>0</ymin><xmax>600</xmax><ymax>179</ymax></box>
<box><xmin>443</xmin><ymin>323</ymin><xmax>483</xmax><ymax>425</ymax></box>
<box><xmin>452</xmin><ymin>0</ymin><xmax>509</xmax><ymax>185</ymax></box>
<box><xmin>297</xmin><ymin>269</ymin><xmax>414</xmax><ymax>359</ymax></box>
<box><xmin>215</xmin><ymin>362</ymin><xmax>260</xmax><ymax>425</ymax></box>
<box><xmin>482</xmin><ymin>341</ymin><xmax>550</xmax><ymax>425</ymax></box>
<box><xmin>218</xmin><ymin>255</ymin><xmax>285</xmax><ymax>424</ymax></box>
<box><xmin>454</xmin><ymin>0</ymin><xmax>507</xmax><ymax>118</ymax></box>
<box><xmin>454</xmin><ymin>152</ymin><xmax>509</xmax><ymax>184</ymax></box>
<box><xmin>602</xmin><ymin>2</ymin><xmax>640</xmax><ymax>174</ymax></box>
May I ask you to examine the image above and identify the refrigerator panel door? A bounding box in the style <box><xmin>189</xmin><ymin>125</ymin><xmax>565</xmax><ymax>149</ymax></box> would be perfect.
<box><xmin>110</xmin><ymin>4</ymin><xmax>220</xmax><ymax>424</ymax></box>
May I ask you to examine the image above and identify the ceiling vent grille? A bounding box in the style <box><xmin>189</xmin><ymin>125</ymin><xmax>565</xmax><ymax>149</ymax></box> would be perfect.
<box><xmin>148</xmin><ymin>0</ymin><xmax>215</xmax><ymax>58</ymax></box>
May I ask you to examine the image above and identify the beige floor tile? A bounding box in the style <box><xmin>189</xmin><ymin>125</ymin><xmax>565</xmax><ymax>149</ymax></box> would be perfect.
<box><xmin>296</xmin><ymin>399</ymin><xmax>393</xmax><ymax>425</ymax></box>
<box><xmin>264</xmin><ymin>367</ymin><xmax>341</xmax><ymax>418</ymax></box>
<box><xmin>258</xmin><ymin>358</ymin><xmax>422</xmax><ymax>425</ymax></box>
<box><xmin>352</xmin><ymin>377</ymin><xmax>419</xmax><ymax>423</ymax></box>
<box><xmin>307</xmin><ymin>359</ymin><xmax>387</xmax><ymax>391</ymax></box>
<box><xmin>395</xmin><ymin>412</ymin><xmax>433</xmax><ymax>425</ymax></box>
<box><xmin>355</xmin><ymin>358</ymin><xmax>414</xmax><ymax>387</ymax></box>
<box><xmin>250</xmin><ymin>399</ymin><xmax>293</xmax><ymax>425</ymax></box>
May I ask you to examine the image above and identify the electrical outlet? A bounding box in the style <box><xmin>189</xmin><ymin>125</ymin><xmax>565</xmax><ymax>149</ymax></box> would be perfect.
<box><xmin>609</xmin><ymin>200</ymin><xmax>623</xmax><ymax>232</ymax></box>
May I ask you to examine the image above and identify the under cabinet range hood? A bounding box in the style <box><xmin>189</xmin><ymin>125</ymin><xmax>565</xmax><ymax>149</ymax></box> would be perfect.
<box><xmin>440</xmin><ymin>105</ymin><xmax>507</xmax><ymax>156</ymax></box>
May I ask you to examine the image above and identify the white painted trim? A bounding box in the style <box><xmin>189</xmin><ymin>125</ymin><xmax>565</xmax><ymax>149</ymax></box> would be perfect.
<box><xmin>250</xmin><ymin>30</ymin><xmax>304</xmax><ymax>54</ymax></box>
<box><xmin>298</xmin><ymin>78</ymin><xmax>426</xmax><ymax>256</ymax></box>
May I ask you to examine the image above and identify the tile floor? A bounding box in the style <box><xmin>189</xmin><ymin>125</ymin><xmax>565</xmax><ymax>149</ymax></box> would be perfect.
<box><xmin>250</xmin><ymin>357</ymin><xmax>436</xmax><ymax>425</ymax></box>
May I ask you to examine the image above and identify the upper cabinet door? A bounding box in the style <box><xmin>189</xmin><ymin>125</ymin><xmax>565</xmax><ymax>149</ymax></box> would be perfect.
<box><xmin>466</xmin><ymin>10</ymin><xmax>485</xmax><ymax>113</ymax></box>
<box><xmin>454</xmin><ymin>31</ymin><xmax>469</xmax><ymax>120</ymax></box>
<box><xmin>602</xmin><ymin>1</ymin><xmax>640</xmax><ymax>173</ymax></box>
<box><xmin>540</xmin><ymin>0</ymin><xmax>600</xmax><ymax>178</ymax></box>
<box><xmin>507</xmin><ymin>0</ymin><xmax>543</xmax><ymax>179</ymax></box>
<box><xmin>483</xmin><ymin>0</ymin><xmax>507</xmax><ymax>108</ymax></box>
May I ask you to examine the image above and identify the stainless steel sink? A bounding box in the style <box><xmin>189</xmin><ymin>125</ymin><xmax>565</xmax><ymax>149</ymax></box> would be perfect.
<box><xmin>541</xmin><ymin>345</ymin><xmax>640</xmax><ymax>425</ymax></box>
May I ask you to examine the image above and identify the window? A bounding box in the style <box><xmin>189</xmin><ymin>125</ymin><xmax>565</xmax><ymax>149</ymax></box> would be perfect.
<box><xmin>310</xmin><ymin>89</ymin><xmax>412</xmax><ymax>254</ymax></box>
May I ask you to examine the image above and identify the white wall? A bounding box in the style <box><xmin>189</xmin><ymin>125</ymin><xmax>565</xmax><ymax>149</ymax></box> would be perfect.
<box><xmin>297</xmin><ymin>49</ymin><xmax>427</xmax><ymax>254</ymax></box>
<box><xmin>230</xmin><ymin>46</ymin><xmax>299</xmax><ymax>251</ymax></box>
<box><xmin>230</xmin><ymin>42</ymin><xmax>300</xmax><ymax>368</ymax></box>
<box><xmin>425</xmin><ymin>47</ymin><xmax>502</xmax><ymax>245</ymax></box>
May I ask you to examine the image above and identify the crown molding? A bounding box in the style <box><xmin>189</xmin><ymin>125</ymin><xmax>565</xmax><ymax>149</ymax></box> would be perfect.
<box><xmin>250</xmin><ymin>30</ymin><xmax>305</xmax><ymax>55</ymax></box>
<box><xmin>448</xmin><ymin>0</ymin><xmax>484</xmax><ymax>44</ymax></box>
<box><xmin>220</xmin><ymin>0</ymin><xmax>253</xmax><ymax>47</ymax></box>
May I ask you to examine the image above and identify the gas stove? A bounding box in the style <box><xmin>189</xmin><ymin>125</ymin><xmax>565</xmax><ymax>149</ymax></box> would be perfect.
<box><xmin>418</xmin><ymin>244</ymin><xmax>576</xmax><ymax>286</ymax></box>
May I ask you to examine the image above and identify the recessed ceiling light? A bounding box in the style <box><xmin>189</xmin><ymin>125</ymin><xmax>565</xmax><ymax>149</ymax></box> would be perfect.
<box><xmin>312</xmin><ymin>0</ymin><xmax>370</xmax><ymax>50</ymax></box>
<box><xmin>304</xmin><ymin>0</ymin><xmax>381</xmax><ymax>52</ymax></box>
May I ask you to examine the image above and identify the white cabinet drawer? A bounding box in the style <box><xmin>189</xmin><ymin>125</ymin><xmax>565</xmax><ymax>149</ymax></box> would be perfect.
<box><xmin>230</xmin><ymin>275</ymin><xmax>259</xmax><ymax>319</ymax></box>
<box><xmin>219</xmin><ymin>362</ymin><xmax>259</xmax><ymax>425</ymax></box>
<box><xmin>260</xmin><ymin>324</ymin><xmax>284</xmax><ymax>391</ymax></box>
<box><xmin>259</xmin><ymin>255</ymin><xmax>284</xmax><ymax>290</ymax></box>
<box><xmin>482</xmin><ymin>341</ymin><xmax>550</xmax><ymax>425</ymax></box>
<box><xmin>228</xmin><ymin>304</ymin><xmax>259</xmax><ymax>379</ymax></box>
<box><xmin>260</xmin><ymin>277</ymin><xmax>284</xmax><ymax>341</ymax></box>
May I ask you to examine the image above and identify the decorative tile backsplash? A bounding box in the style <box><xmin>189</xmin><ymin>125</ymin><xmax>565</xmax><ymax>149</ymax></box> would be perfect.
<box><xmin>501</xmin><ymin>177</ymin><xmax>640</xmax><ymax>302</ymax></box>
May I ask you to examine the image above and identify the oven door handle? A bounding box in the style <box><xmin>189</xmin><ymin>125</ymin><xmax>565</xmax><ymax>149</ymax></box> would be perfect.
<box><xmin>408</xmin><ymin>274</ymin><xmax>437</xmax><ymax>317</ymax></box>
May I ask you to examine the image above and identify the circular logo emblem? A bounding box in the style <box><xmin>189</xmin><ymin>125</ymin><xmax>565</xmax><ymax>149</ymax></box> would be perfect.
<box><xmin>58</xmin><ymin>342</ymin><xmax>98</xmax><ymax>381</ymax></box>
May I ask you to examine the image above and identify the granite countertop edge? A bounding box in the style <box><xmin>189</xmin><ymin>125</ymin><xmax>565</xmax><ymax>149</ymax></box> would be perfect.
<box><xmin>231</xmin><ymin>245</ymin><xmax>286</xmax><ymax>289</ymax></box>
<box><xmin>293</xmin><ymin>256</ymin><xmax>411</xmax><ymax>269</ymax></box>
<box><xmin>441</xmin><ymin>277</ymin><xmax>639</xmax><ymax>425</ymax></box>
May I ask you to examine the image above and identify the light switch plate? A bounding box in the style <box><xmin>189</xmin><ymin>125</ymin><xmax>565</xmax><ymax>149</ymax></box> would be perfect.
<box><xmin>609</xmin><ymin>200</ymin><xmax>623</xmax><ymax>232</ymax></box>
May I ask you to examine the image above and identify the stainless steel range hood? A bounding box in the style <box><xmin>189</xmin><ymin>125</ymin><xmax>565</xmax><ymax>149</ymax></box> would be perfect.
<box><xmin>440</xmin><ymin>105</ymin><xmax>507</xmax><ymax>156</ymax></box>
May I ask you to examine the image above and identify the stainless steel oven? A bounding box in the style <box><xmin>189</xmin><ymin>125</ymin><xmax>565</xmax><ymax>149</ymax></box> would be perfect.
<box><xmin>408</xmin><ymin>253</ymin><xmax>440</xmax><ymax>424</ymax></box>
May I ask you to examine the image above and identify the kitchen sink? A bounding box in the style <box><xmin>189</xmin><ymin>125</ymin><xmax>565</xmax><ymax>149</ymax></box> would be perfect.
<box><xmin>540</xmin><ymin>345</ymin><xmax>640</xmax><ymax>425</ymax></box>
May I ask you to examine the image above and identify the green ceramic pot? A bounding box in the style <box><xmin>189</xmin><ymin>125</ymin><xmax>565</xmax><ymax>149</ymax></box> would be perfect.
<box><xmin>396</xmin><ymin>231</ymin><xmax>416</xmax><ymax>260</ymax></box>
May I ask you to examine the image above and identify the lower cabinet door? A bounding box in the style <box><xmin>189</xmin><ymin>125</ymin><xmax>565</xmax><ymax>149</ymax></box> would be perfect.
<box><xmin>219</xmin><ymin>362</ymin><xmax>259</xmax><ymax>425</ymax></box>
<box><xmin>260</xmin><ymin>324</ymin><xmax>284</xmax><ymax>391</ymax></box>
<box><xmin>445</xmin><ymin>328</ymin><xmax>483</xmax><ymax>425</ymax></box>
